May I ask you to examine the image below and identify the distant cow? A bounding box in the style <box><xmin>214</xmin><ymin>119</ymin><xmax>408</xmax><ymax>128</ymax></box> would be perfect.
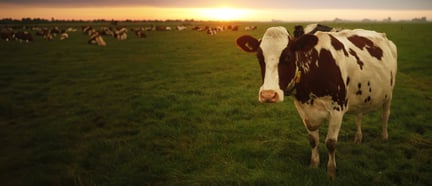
<box><xmin>51</xmin><ymin>26</ymin><xmax>60</xmax><ymax>36</ymax></box>
<box><xmin>82</xmin><ymin>26</ymin><xmax>93</xmax><ymax>35</ymax></box>
<box><xmin>1</xmin><ymin>30</ymin><xmax>14</xmax><ymax>41</ymax></box>
<box><xmin>88</xmin><ymin>31</ymin><xmax>106</xmax><ymax>46</ymax></box>
<box><xmin>207</xmin><ymin>27</ymin><xmax>218</xmax><ymax>35</ymax></box>
<box><xmin>42</xmin><ymin>28</ymin><xmax>53</xmax><ymax>40</ymax></box>
<box><xmin>115</xmin><ymin>27</ymin><xmax>128</xmax><ymax>40</ymax></box>
<box><xmin>156</xmin><ymin>26</ymin><xmax>172</xmax><ymax>31</ymax></box>
<box><xmin>60</xmin><ymin>30</ymin><xmax>69</xmax><ymax>40</ymax></box>
<box><xmin>245</xmin><ymin>26</ymin><xmax>257</xmax><ymax>31</ymax></box>
<box><xmin>66</xmin><ymin>27</ymin><xmax>78</xmax><ymax>32</ymax></box>
<box><xmin>135</xmin><ymin>30</ymin><xmax>146</xmax><ymax>38</ymax></box>
<box><xmin>176</xmin><ymin>25</ymin><xmax>187</xmax><ymax>31</ymax></box>
<box><xmin>236</xmin><ymin>26</ymin><xmax>397</xmax><ymax>178</ymax></box>
<box><xmin>14</xmin><ymin>31</ymin><xmax>33</xmax><ymax>42</ymax></box>
<box><xmin>100</xmin><ymin>27</ymin><xmax>114</xmax><ymax>36</ymax></box>
<box><xmin>231</xmin><ymin>25</ymin><xmax>239</xmax><ymax>31</ymax></box>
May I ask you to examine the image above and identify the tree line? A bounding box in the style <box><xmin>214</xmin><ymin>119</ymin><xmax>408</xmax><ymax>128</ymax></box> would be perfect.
<box><xmin>0</xmin><ymin>18</ymin><xmax>198</xmax><ymax>25</ymax></box>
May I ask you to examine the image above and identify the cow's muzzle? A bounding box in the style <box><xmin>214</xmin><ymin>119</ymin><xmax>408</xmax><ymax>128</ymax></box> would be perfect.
<box><xmin>259</xmin><ymin>90</ymin><xmax>280</xmax><ymax>103</ymax></box>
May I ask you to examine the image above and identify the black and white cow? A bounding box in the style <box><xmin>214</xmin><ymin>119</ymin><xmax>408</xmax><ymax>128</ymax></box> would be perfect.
<box><xmin>82</xmin><ymin>26</ymin><xmax>93</xmax><ymax>35</ymax></box>
<box><xmin>115</xmin><ymin>27</ymin><xmax>128</xmax><ymax>40</ymax></box>
<box><xmin>60</xmin><ymin>30</ymin><xmax>69</xmax><ymax>40</ymax></box>
<box><xmin>245</xmin><ymin>25</ymin><xmax>258</xmax><ymax>31</ymax></box>
<box><xmin>236</xmin><ymin>26</ymin><xmax>397</xmax><ymax>178</ymax></box>
<box><xmin>88</xmin><ymin>30</ymin><xmax>106</xmax><ymax>46</ymax></box>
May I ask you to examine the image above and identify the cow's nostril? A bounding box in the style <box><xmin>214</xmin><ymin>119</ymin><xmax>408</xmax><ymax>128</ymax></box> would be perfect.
<box><xmin>260</xmin><ymin>90</ymin><xmax>278</xmax><ymax>102</ymax></box>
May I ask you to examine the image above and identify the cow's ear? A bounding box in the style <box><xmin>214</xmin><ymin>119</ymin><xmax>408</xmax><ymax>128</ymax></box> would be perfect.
<box><xmin>290</xmin><ymin>34</ymin><xmax>318</xmax><ymax>52</ymax></box>
<box><xmin>236</xmin><ymin>35</ymin><xmax>260</xmax><ymax>53</ymax></box>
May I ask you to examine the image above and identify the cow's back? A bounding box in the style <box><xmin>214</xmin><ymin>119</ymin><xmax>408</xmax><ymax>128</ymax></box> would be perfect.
<box><xmin>315</xmin><ymin>29</ymin><xmax>397</xmax><ymax>114</ymax></box>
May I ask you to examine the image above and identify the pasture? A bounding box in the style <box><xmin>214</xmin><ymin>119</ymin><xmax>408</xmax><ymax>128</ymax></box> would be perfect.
<box><xmin>0</xmin><ymin>22</ymin><xmax>431</xmax><ymax>185</ymax></box>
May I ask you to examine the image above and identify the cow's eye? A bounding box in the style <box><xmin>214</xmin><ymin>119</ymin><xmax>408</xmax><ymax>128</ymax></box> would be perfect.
<box><xmin>280</xmin><ymin>48</ymin><xmax>292</xmax><ymax>64</ymax></box>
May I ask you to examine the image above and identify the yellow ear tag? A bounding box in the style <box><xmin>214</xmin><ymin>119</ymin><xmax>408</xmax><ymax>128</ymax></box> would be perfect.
<box><xmin>295</xmin><ymin>71</ymin><xmax>301</xmax><ymax>83</ymax></box>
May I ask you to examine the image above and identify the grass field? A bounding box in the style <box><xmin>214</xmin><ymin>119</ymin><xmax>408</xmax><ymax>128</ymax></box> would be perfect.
<box><xmin>0</xmin><ymin>22</ymin><xmax>431</xmax><ymax>185</ymax></box>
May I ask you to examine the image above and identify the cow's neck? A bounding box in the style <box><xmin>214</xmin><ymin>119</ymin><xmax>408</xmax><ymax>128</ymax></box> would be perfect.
<box><xmin>284</xmin><ymin>63</ymin><xmax>300</xmax><ymax>96</ymax></box>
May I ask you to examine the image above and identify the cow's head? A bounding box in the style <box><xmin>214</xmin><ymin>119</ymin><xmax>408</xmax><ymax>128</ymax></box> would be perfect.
<box><xmin>236</xmin><ymin>26</ymin><xmax>318</xmax><ymax>103</ymax></box>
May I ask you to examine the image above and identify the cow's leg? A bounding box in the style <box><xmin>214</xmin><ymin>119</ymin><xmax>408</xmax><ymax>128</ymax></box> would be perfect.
<box><xmin>306</xmin><ymin>122</ymin><xmax>320</xmax><ymax>168</ymax></box>
<box><xmin>381</xmin><ymin>100</ymin><xmax>391</xmax><ymax>140</ymax></box>
<box><xmin>354</xmin><ymin>113</ymin><xmax>363</xmax><ymax>144</ymax></box>
<box><xmin>326</xmin><ymin>112</ymin><xmax>343</xmax><ymax>179</ymax></box>
<box><xmin>294</xmin><ymin>101</ymin><xmax>323</xmax><ymax>169</ymax></box>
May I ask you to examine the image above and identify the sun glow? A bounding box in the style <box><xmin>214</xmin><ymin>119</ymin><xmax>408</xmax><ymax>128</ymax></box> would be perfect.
<box><xmin>197</xmin><ymin>7</ymin><xmax>251</xmax><ymax>21</ymax></box>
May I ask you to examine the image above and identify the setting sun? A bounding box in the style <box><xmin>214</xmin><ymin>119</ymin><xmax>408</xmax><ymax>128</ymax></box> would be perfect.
<box><xmin>197</xmin><ymin>7</ymin><xmax>251</xmax><ymax>21</ymax></box>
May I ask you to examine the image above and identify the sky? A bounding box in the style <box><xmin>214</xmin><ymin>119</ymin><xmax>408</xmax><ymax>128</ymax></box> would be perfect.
<box><xmin>0</xmin><ymin>0</ymin><xmax>431</xmax><ymax>21</ymax></box>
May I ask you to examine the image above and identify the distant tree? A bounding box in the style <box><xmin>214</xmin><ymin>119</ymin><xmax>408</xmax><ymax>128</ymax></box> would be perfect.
<box><xmin>383</xmin><ymin>17</ymin><xmax>391</xmax><ymax>22</ymax></box>
<box><xmin>412</xmin><ymin>17</ymin><xmax>427</xmax><ymax>22</ymax></box>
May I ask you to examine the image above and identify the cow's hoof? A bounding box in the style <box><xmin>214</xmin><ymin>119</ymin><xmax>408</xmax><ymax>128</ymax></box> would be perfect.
<box><xmin>354</xmin><ymin>137</ymin><xmax>362</xmax><ymax>144</ymax></box>
<box><xmin>354</xmin><ymin>133</ymin><xmax>362</xmax><ymax>144</ymax></box>
<box><xmin>382</xmin><ymin>132</ymin><xmax>389</xmax><ymax>141</ymax></box>
<box><xmin>327</xmin><ymin>167</ymin><xmax>337</xmax><ymax>180</ymax></box>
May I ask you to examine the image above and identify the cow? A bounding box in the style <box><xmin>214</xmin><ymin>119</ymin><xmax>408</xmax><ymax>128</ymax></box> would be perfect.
<box><xmin>207</xmin><ymin>27</ymin><xmax>218</xmax><ymax>35</ymax></box>
<box><xmin>135</xmin><ymin>30</ymin><xmax>146</xmax><ymax>38</ymax></box>
<box><xmin>236</xmin><ymin>26</ymin><xmax>397</xmax><ymax>178</ymax></box>
<box><xmin>51</xmin><ymin>26</ymin><xmax>60</xmax><ymax>36</ymax></box>
<box><xmin>14</xmin><ymin>31</ymin><xmax>33</xmax><ymax>42</ymax></box>
<box><xmin>1</xmin><ymin>29</ymin><xmax>14</xmax><ymax>41</ymax></box>
<box><xmin>88</xmin><ymin>30</ymin><xmax>106</xmax><ymax>46</ymax></box>
<box><xmin>245</xmin><ymin>26</ymin><xmax>258</xmax><ymax>31</ymax></box>
<box><xmin>82</xmin><ymin>26</ymin><xmax>93</xmax><ymax>35</ymax></box>
<box><xmin>115</xmin><ymin>27</ymin><xmax>128</xmax><ymax>40</ymax></box>
<box><xmin>60</xmin><ymin>30</ymin><xmax>69</xmax><ymax>40</ymax></box>
<box><xmin>100</xmin><ymin>27</ymin><xmax>114</xmax><ymax>36</ymax></box>
<box><xmin>43</xmin><ymin>28</ymin><xmax>53</xmax><ymax>40</ymax></box>
<box><xmin>156</xmin><ymin>26</ymin><xmax>172</xmax><ymax>31</ymax></box>
<box><xmin>176</xmin><ymin>25</ymin><xmax>188</xmax><ymax>31</ymax></box>
<box><xmin>66</xmin><ymin>27</ymin><xmax>78</xmax><ymax>32</ymax></box>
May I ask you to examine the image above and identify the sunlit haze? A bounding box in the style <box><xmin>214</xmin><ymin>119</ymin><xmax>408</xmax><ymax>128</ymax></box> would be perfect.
<box><xmin>0</xmin><ymin>0</ymin><xmax>431</xmax><ymax>21</ymax></box>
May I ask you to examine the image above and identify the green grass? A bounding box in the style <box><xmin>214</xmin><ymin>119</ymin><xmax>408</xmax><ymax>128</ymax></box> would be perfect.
<box><xmin>0</xmin><ymin>22</ymin><xmax>431</xmax><ymax>185</ymax></box>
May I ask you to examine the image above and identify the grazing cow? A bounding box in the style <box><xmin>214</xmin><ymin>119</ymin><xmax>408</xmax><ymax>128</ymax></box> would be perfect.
<box><xmin>66</xmin><ymin>27</ymin><xmax>78</xmax><ymax>32</ymax></box>
<box><xmin>43</xmin><ymin>29</ymin><xmax>53</xmax><ymax>40</ymax></box>
<box><xmin>114</xmin><ymin>27</ymin><xmax>128</xmax><ymax>40</ymax></box>
<box><xmin>156</xmin><ymin>26</ymin><xmax>172</xmax><ymax>31</ymax></box>
<box><xmin>176</xmin><ymin>25</ymin><xmax>187</xmax><ymax>31</ymax></box>
<box><xmin>236</xmin><ymin>26</ymin><xmax>397</xmax><ymax>178</ymax></box>
<box><xmin>51</xmin><ymin>26</ymin><xmax>60</xmax><ymax>36</ymax></box>
<box><xmin>100</xmin><ymin>27</ymin><xmax>115</xmax><ymax>36</ymax></box>
<box><xmin>135</xmin><ymin>30</ymin><xmax>146</xmax><ymax>38</ymax></box>
<box><xmin>82</xmin><ymin>26</ymin><xmax>93</xmax><ymax>35</ymax></box>
<box><xmin>231</xmin><ymin>25</ymin><xmax>239</xmax><ymax>31</ymax></box>
<box><xmin>14</xmin><ymin>31</ymin><xmax>33</xmax><ymax>42</ymax></box>
<box><xmin>245</xmin><ymin>26</ymin><xmax>258</xmax><ymax>31</ymax></box>
<box><xmin>1</xmin><ymin>29</ymin><xmax>14</xmax><ymax>41</ymax></box>
<box><xmin>60</xmin><ymin>30</ymin><xmax>69</xmax><ymax>40</ymax></box>
<box><xmin>207</xmin><ymin>27</ymin><xmax>218</xmax><ymax>35</ymax></box>
<box><xmin>88</xmin><ymin>31</ymin><xmax>106</xmax><ymax>46</ymax></box>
